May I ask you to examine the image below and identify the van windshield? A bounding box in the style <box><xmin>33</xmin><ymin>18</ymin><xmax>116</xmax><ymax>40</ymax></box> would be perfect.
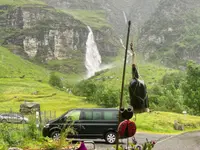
<box><xmin>63</xmin><ymin>110</ymin><xmax>81</xmax><ymax>121</ymax></box>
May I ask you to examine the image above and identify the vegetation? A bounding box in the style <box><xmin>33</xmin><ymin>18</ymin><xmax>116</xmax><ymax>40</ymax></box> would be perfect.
<box><xmin>49</xmin><ymin>72</ymin><xmax>63</xmax><ymax>89</ymax></box>
<box><xmin>74</xmin><ymin>59</ymin><xmax>200</xmax><ymax>116</ymax></box>
<box><xmin>139</xmin><ymin>3</ymin><xmax>200</xmax><ymax>68</ymax></box>
<box><xmin>0</xmin><ymin>46</ymin><xmax>48</xmax><ymax>79</ymax></box>
<box><xmin>136</xmin><ymin>111</ymin><xmax>200</xmax><ymax>133</ymax></box>
<box><xmin>0</xmin><ymin>117</ymin><xmax>79</xmax><ymax>149</ymax></box>
<box><xmin>61</xmin><ymin>9</ymin><xmax>111</xmax><ymax>29</ymax></box>
<box><xmin>73</xmin><ymin>63</ymin><xmax>178</xmax><ymax>108</ymax></box>
<box><xmin>0</xmin><ymin>0</ymin><xmax>46</xmax><ymax>5</ymax></box>
<box><xmin>0</xmin><ymin>46</ymin><xmax>97</xmax><ymax>116</ymax></box>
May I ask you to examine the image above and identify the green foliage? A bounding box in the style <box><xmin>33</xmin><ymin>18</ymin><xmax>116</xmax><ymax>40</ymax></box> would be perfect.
<box><xmin>73</xmin><ymin>80</ymin><xmax>119</xmax><ymax>107</ymax></box>
<box><xmin>0</xmin><ymin>0</ymin><xmax>46</xmax><ymax>5</ymax></box>
<box><xmin>0</xmin><ymin>124</ymin><xmax>23</xmax><ymax>147</ymax></box>
<box><xmin>0</xmin><ymin>46</ymin><xmax>97</xmax><ymax>117</ymax></box>
<box><xmin>182</xmin><ymin>61</ymin><xmax>200</xmax><ymax>115</ymax></box>
<box><xmin>49</xmin><ymin>72</ymin><xmax>63</xmax><ymax>89</ymax></box>
<box><xmin>136</xmin><ymin>111</ymin><xmax>200</xmax><ymax>133</ymax></box>
<box><xmin>73</xmin><ymin>80</ymin><xmax>98</xmax><ymax>97</ymax></box>
<box><xmin>149</xmin><ymin>71</ymin><xmax>186</xmax><ymax>113</ymax></box>
<box><xmin>139</xmin><ymin>5</ymin><xmax>200</xmax><ymax>67</ymax></box>
<box><xmin>88</xmin><ymin>86</ymin><xmax>119</xmax><ymax>107</ymax></box>
<box><xmin>61</xmin><ymin>9</ymin><xmax>111</xmax><ymax>29</ymax></box>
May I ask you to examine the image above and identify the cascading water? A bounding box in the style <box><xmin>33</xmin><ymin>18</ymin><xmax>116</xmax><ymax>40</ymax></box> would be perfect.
<box><xmin>85</xmin><ymin>26</ymin><xmax>102</xmax><ymax>78</ymax></box>
<box><xmin>120</xmin><ymin>38</ymin><xmax>132</xmax><ymax>63</ymax></box>
<box><xmin>123</xmin><ymin>11</ymin><xmax>128</xmax><ymax>24</ymax></box>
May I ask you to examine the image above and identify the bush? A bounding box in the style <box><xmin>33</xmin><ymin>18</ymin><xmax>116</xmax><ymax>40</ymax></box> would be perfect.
<box><xmin>88</xmin><ymin>86</ymin><xmax>119</xmax><ymax>107</ymax></box>
<box><xmin>49</xmin><ymin>72</ymin><xmax>63</xmax><ymax>88</ymax></box>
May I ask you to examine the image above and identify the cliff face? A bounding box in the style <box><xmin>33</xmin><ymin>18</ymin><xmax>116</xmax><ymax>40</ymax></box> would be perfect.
<box><xmin>137</xmin><ymin>0</ymin><xmax>200</xmax><ymax>67</ymax></box>
<box><xmin>0</xmin><ymin>4</ymin><xmax>117</xmax><ymax>73</ymax></box>
<box><xmin>43</xmin><ymin>0</ymin><xmax>160</xmax><ymax>36</ymax></box>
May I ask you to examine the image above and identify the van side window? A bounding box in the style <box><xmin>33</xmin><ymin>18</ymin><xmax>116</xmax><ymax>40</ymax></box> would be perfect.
<box><xmin>93</xmin><ymin>111</ymin><xmax>102</xmax><ymax>120</ymax></box>
<box><xmin>104</xmin><ymin>111</ymin><xmax>118</xmax><ymax>120</ymax></box>
<box><xmin>82</xmin><ymin>110</ymin><xmax>92</xmax><ymax>120</ymax></box>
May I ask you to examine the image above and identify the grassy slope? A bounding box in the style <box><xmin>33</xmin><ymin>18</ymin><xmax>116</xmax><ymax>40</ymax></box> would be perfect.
<box><xmin>0</xmin><ymin>47</ymin><xmax>48</xmax><ymax>79</ymax></box>
<box><xmin>0</xmin><ymin>0</ymin><xmax>45</xmax><ymax>5</ymax></box>
<box><xmin>1</xmin><ymin>46</ymin><xmax>200</xmax><ymax>134</ymax></box>
<box><xmin>0</xmin><ymin>46</ymin><xmax>97</xmax><ymax>116</ymax></box>
<box><xmin>89</xmin><ymin>61</ymin><xmax>177</xmax><ymax>91</ymax></box>
<box><xmin>61</xmin><ymin>9</ymin><xmax>111</xmax><ymax>29</ymax></box>
<box><xmin>136</xmin><ymin>111</ymin><xmax>200</xmax><ymax>133</ymax></box>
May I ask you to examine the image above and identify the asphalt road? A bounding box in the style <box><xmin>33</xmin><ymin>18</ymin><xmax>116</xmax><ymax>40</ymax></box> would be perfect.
<box><xmin>73</xmin><ymin>131</ymin><xmax>200</xmax><ymax>150</ymax></box>
<box><xmin>154</xmin><ymin>131</ymin><xmax>200</xmax><ymax>150</ymax></box>
<box><xmin>82</xmin><ymin>132</ymin><xmax>172</xmax><ymax>150</ymax></box>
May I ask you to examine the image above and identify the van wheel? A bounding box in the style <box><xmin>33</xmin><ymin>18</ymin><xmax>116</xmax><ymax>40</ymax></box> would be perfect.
<box><xmin>105</xmin><ymin>131</ymin><xmax>117</xmax><ymax>144</ymax></box>
<box><xmin>51</xmin><ymin>130</ymin><xmax>61</xmax><ymax>140</ymax></box>
<box><xmin>21</xmin><ymin>120</ymin><xmax>26</xmax><ymax>124</ymax></box>
<box><xmin>1</xmin><ymin>119</ymin><xmax>7</xmax><ymax>123</ymax></box>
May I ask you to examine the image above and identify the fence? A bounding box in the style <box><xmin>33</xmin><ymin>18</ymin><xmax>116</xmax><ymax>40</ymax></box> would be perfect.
<box><xmin>0</xmin><ymin>109</ymin><xmax>57</xmax><ymax>133</ymax></box>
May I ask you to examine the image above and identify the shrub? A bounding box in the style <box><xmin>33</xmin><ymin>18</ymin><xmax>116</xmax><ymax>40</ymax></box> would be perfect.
<box><xmin>49</xmin><ymin>72</ymin><xmax>63</xmax><ymax>88</ymax></box>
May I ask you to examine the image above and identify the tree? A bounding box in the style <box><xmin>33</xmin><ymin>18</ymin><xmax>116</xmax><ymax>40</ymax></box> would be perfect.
<box><xmin>49</xmin><ymin>72</ymin><xmax>63</xmax><ymax>88</ymax></box>
<box><xmin>182</xmin><ymin>61</ymin><xmax>200</xmax><ymax>115</ymax></box>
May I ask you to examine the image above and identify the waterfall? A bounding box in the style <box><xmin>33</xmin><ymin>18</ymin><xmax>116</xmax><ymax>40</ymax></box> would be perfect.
<box><xmin>123</xmin><ymin>11</ymin><xmax>128</xmax><ymax>24</ymax></box>
<box><xmin>119</xmin><ymin>38</ymin><xmax>132</xmax><ymax>63</ymax></box>
<box><xmin>85</xmin><ymin>26</ymin><xmax>102</xmax><ymax>78</ymax></box>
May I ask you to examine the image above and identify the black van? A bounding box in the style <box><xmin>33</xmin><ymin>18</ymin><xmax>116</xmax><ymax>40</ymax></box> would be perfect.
<box><xmin>42</xmin><ymin>108</ymin><xmax>121</xmax><ymax>144</ymax></box>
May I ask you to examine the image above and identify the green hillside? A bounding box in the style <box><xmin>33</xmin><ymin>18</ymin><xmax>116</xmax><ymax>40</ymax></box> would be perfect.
<box><xmin>0</xmin><ymin>0</ymin><xmax>45</xmax><ymax>5</ymax></box>
<box><xmin>88</xmin><ymin>62</ymin><xmax>177</xmax><ymax>91</ymax></box>
<box><xmin>0</xmin><ymin>46</ymin><xmax>49</xmax><ymax>79</ymax></box>
<box><xmin>136</xmin><ymin>111</ymin><xmax>200</xmax><ymax>133</ymax></box>
<box><xmin>0</xmin><ymin>46</ymin><xmax>97</xmax><ymax>116</ymax></box>
<box><xmin>61</xmin><ymin>9</ymin><xmax>111</xmax><ymax>29</ymax></box>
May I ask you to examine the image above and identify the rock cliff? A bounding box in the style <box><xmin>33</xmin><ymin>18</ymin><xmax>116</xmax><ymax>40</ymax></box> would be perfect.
<box><xmin>0</xmin><ymin>4</ymin><xmax>117</xmax><ymax>73</ymax></box>
<box><xmin>138</xmin><ymin>0</ymin><xmax>200</xmax><ymax>67</ymax></box>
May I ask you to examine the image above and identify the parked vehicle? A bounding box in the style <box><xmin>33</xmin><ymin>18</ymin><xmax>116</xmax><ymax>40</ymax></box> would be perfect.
<box><xmin>43</xmin><ymin>108</ymin><xmax>123</xmax><ymax>144</ymax></box>
<box><xmin>0</xmin><ymin>113</ymin><xmax>29</xmax><ymax>124</ymax></box>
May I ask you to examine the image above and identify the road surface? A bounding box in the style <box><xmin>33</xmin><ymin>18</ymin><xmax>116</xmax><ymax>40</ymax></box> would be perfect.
<box><xmin>73</xmin><ymin>131</ymin><xmax>200</xmax><ymax>149</ymax></box>
<box><xmin>87</xmin><ymin>132</ymin><xmax>172</xmax><ymax>150</ymax></box>
<box><xmin>154</xmin><ymin>131</ymin><xmax>200</xmax><ymax>150</ymax></box>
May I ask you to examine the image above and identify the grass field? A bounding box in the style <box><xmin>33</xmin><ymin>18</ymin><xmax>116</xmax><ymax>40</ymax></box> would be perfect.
<box><xmin>88</xmin><ymin>61</ymin><xmax>177</xmax><ymax>92</ymax></box>
<box><xmin>0</xmin><ymin>46</ymin><xmax>97</xmax><ymax>116</ymax></box>
<box><xmin>1</xmin><ymin>46</ymin><xmax>200</xmax><ymax>134</ymax></box>
<box><xmin>0</xmin><ymin>0</ymin><xmax>45</xmax><ymax>5</ymax></box>
<box><xmin>61</xmin><ymin>9</ymin><xmax>111</xmax><ymax>29</ymax></box>
<box><xmin>135</xmin><ymin>111</ymin><xmax>200</xmax><ymax>133</ymax></box>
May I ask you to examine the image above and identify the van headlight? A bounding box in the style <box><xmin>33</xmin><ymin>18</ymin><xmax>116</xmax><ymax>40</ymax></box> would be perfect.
<box><xmin>44</xmin><ymin>123</ymin><xmax>50</xmax><ymax>128</ymax></box>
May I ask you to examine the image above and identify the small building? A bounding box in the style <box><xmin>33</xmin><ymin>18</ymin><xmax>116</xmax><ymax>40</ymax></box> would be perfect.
<box><xmin>20</xmin><ymin>102</ymin><xmax>40</xmax><ymax>114</ymax></box>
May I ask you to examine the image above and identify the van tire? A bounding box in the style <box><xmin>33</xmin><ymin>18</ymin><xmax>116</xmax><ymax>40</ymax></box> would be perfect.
<box><xmin>105</xmin><ymin>131</ymin><xmax>117</xmax><ymax>144</ymax></box>
<box><xmin>50</xmin><ymin>130</ymin><xmax>61</xmax><ymax>140</ymax></box>
<box><xmin>1</xmin><ymin>119</ymin><xmax>7</xmax><ymax>123</ymax></box>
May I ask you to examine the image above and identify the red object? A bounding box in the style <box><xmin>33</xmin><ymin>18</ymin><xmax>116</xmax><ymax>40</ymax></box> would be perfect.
<box><xmin>118</xmin><ymin>120</ymin><xmax>136</xmax><ymax>138</ymax></box>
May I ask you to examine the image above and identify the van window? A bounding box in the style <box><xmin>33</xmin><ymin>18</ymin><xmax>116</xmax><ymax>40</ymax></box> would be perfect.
<box><xmin>65</xmin><ymin>110</ymin><xmax>81</xmax><ymax>121</ymax></box>
<box><xmin>93</xmin><ymin>111</ymin><xmax>102</xmax><ymax>120</ymax></box>
<box><xmin>82</xmin><ymin>110</ymin><xmax>92</xmax><ymax>120</ymax></box>
<box><xmin>104</xmin><ymin>111</ymin><xmax>118</xmax><ymax>120</ymax></box>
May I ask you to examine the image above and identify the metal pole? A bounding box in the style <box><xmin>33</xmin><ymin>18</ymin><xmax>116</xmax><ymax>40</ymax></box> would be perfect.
<box><xmin>116</xmin><ymin>21</ymin><xmax>131</xmax><ymax>150</ymax></box>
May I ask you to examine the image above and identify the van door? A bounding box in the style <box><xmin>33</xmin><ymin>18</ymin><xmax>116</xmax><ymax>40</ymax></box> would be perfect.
<box><xmin>101</xmin><ymin>110</ymin><xmax>118</xmax><ymax>133</ymax></box>
<box><xmin>62</xmin><ymin>109</ymin><xmax>82</xmax><ymax>138</ymax></box>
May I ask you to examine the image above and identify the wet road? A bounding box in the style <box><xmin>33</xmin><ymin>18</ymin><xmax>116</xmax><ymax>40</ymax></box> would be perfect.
<box><xmin>72</xmin><ymin>131</ymin><xmax>200</xmax><ymax>149</ymax></box>
<box><xmin>85</xmin><ymin>132</ymin><xmax>172</xmax><ymax>150</ymax></box>
<box><xmin>154</xmin><ymin>131</ymin><xmax>200</xmax><ymax>150</ymax></box>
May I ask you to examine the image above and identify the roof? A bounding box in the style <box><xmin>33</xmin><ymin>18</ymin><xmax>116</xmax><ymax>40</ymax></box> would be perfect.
<box><xmin>20</xmin><ymin>102</ymin><xmax>40</xmax><ymax>108</ymax></box>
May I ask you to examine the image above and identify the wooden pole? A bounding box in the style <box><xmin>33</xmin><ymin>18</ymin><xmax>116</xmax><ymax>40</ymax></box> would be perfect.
<box><xmin>116</xmin><ymin>20</ymin><xmax>131</xmax><ymax>150</ymax></box>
